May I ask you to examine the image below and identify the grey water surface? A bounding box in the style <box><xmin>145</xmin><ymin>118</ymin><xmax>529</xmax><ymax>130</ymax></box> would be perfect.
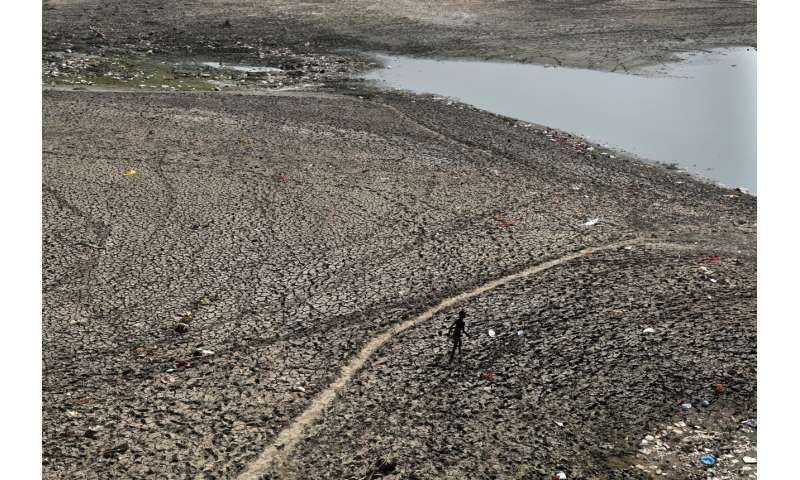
<box><xmin>362</xmin><ymin>49</ymin><xmax>756</xmax><ymax>192</ymax></box>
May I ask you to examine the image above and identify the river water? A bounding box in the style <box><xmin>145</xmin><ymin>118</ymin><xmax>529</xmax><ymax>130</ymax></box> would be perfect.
<box><xmin>362</xmin><ymin>48</ymin><xmax>756</xmax><ymax>192</ymax></box>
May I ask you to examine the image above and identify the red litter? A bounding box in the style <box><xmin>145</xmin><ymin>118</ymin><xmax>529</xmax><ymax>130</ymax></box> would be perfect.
<box><xmin>702</xmin><ymin>257</ymin><xmax>721</xmax><ymax>262</ymax></box>
<box><xmin>482</xmin><ymin>372</ymin><xmax>493</xmax><ymax>381</ymax></box>
<box><xmin>495</xmin><ymin>213</ymin><xmax>514</xmax><ymax>228</ymax></box>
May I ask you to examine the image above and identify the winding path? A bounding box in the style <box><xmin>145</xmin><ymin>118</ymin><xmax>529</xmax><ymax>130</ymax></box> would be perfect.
<box><xmin>237</xmin><ymin>237</ymin><xmax>643</xmax><ymax>479</ymax></box>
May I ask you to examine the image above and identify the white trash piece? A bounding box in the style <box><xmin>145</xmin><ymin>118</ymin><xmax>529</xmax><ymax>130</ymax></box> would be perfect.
<box><xmin>488</xmin><ymin>329</ymin><xmax>496</xmax><ymax>338</ymax></box>
<box><xmin>583</xmin><ymin>217</ymin><xmax>600</xmax><ymax>226</ymax></box>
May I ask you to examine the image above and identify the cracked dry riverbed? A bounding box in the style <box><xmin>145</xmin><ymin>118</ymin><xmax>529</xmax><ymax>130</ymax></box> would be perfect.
<box><xmin>42</xmin><ymin>3</ymin><xmax>756</xmax><ymax>477</ymax></box>
<box><xmin>42</xmin><ymin>87</ymin><xmax>756</xmax><ymax>479</ymax></box>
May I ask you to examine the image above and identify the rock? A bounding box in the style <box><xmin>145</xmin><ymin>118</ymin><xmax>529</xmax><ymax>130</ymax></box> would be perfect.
<box><xmin>174</xmin><ymin>322</ymin><xmax>189</xmax><ymax>334</ymax></box>
<box><xmin>366</xmin><ymin>457</ymin><xmax>397</xmax><ymax>477</ymax></box>
<box><xmin>84</xmin><ymin>426</ymin><xmax>103</xmax><ymax>439</ymax></box>
<box><xmin>102</xmin><ymin>442</ymin><xmax>129</xmax><ymax>458</ymax></box>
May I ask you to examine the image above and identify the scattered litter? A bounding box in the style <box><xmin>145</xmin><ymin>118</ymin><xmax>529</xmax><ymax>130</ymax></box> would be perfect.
<box><xmin>741</xmin><ymin>419</ymin><xmax>757</xmax><ymax>429</ymax></box>
<box><xmin>583</xmin><ymin>217</ymin><xmax>600</xmax><ymax>226</ymax></box>
<box><xmin>553</xmin><ymin>471</ymin><xmax>567</xmax><ymax>480</ymax></box>
<box><xmin>123</xmin><ymin>168</ymin><xmax>137</xmax><ymax>177</ymax></box>
<box><xmin>292</xmin><ymin>385</ymin><xmax>306</xmax><ymax>393</ymax></box>
<box><xmin>199</xmin><ymin>297</ymin><xmax>211</xmax><ymax>306</ymax></box>
<box><xmin>712</xmin><ymin>384</ymin><xmax>726</xmax><ymax>393</ymax></box>
<box><xmin>488</xmin><ymin>329</ymin><xmax>496</xmax><ymax>337</ymax></box>
<box><xmin>102</xmin><ymin>442</ymin><xmax>129</xmax><ymax>458</ymax></box>
<box><xmin>700</xmin><ymin>455</ymin><xmax>716</xmax><ymax>466</ymax></box>
<box><xmin>680</xmin><ymin>402</ymin><xmax>693</xmax><ymax>412</ymax></box>
<box><xmin>517</xmin><ymin>330</ymin><xmax>524</xmax><ymax>336</ymax></box>
<box><xmin>624</xmin><ymin>245</ymin><xmax>634</xmax><ymax>250</ymax></box>
<box><xmin>709</xmin><ymin>278</ymin><xmax>717</xmax><ymax>283</ymax></box>
<box><xmin>175</xmin><ymin>360</ymin><xmax>190</xmax><ymax>369</ymax></box>
<box><xmin>193</xmin><ymin>348</ymin><xmax>215</xmax><ymax>357</ymax></box>
<box><xmin>742</xmin><ymin>456</ymin><xmax>757</xmax><ymax>464</ymax></box>
<box><xmin>702</xmin><ymin>257</ymin><xmax>721</xmax><ymax>262</ymax></box>
<box><xmin>643</xmin><ymin>327</ymin><xmax>656</xmax><ymax>334</ymax></box>
<box><xmin>495</xmin><ymin>213</ymin><xmax>514</xmax><ymax>228</ymax></box>
<box><xmin>701</xmin><ymin>399</ymin><xmax>711</xmax><ymax>407</ymax></box>
<box><xmin>482</xmin><ymin>372</ymin><xmax>493</xmax><ymax>381</ymax></box>
<box><xmin>555</xmin><ymin>421</ymin><xmax>564</xmax><ymax>427</ymax></box>
<box><xmin>65</xmin><ymin>410</ymin><xmax>80</xmax><ymax>418</ymax></box>
<box><xmin>75</xmin><ymin>240</ymin><xmax>103</xmax><ymax>250</ymax></box>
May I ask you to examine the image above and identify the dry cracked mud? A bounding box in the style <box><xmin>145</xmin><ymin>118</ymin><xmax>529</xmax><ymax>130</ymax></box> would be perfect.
<box><xmin>43</xmin><ymin>88</ymin><xmax>755</xmax><ymax>479</ymax></box>
<box><xmin>42</xmin><ymin>1</ymin><xmax>756</xmax><ymax>479</ymax></box>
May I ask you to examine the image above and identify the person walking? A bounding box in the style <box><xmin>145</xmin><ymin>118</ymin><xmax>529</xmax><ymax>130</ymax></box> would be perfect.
<box><xmin>448</xmin><ymin>310</ymin><xmax>469</xmax><ymax>362</ymax></box>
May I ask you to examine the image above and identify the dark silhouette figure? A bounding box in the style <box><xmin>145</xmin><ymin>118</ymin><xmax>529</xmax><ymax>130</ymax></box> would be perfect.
<box><xmin>448</xmin><ymin>310</ymin><xmax>469</xmax><ymax>362</ymax></box>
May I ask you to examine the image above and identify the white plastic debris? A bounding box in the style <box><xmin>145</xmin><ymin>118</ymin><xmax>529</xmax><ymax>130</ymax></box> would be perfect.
<box><xmin>643</xmin><ymin>327</ymin><xmax>656</xmax><ymax>334</ymax></box>
<box><xmin>292</xmin><ymin>385</ymin><xmax>306</xmax><ymax>393</ymax></box>
<box><xmin>66</xmin><ymin>410</ymin><xmax>80</xmax><ymax>418</ymax></box>
<box><xmin>488</xmin><ymin>329</ymin><xmax>496</xmax><ymax>338</ymax></box>
<box><xmin>583</xmin><ymin>218</ymin><xmax>600</xmax><ymax>226</ymax></box>
<box><xmin>554</xmin><ymin>471</ymin><xmax>567</xmax><ymax>480</ymax></box>
<box><xmin>742</xmin><ymin>456</ymin><xmax>757</xmax><ymax>464</ymax></box>
<box><xmin>517</xmin><ymin>330</ymin><xmax>524</xmax><ymax>336</ymax></box>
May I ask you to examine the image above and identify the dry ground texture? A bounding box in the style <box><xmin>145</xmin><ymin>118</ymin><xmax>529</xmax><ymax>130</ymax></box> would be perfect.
<box><xmin>43</xmin><ymin>89</ymin><xmax>756</xmax><ymax>479</ymax></box>
<box><xmin>42</xmin><ymin>0</ymin><xmax>756</xmax><ymax>86</ymax></box>
<box><xmin>43</xmin><ymin>1</ymin><xmax>756</xmax><ymax>479</ymax></box>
